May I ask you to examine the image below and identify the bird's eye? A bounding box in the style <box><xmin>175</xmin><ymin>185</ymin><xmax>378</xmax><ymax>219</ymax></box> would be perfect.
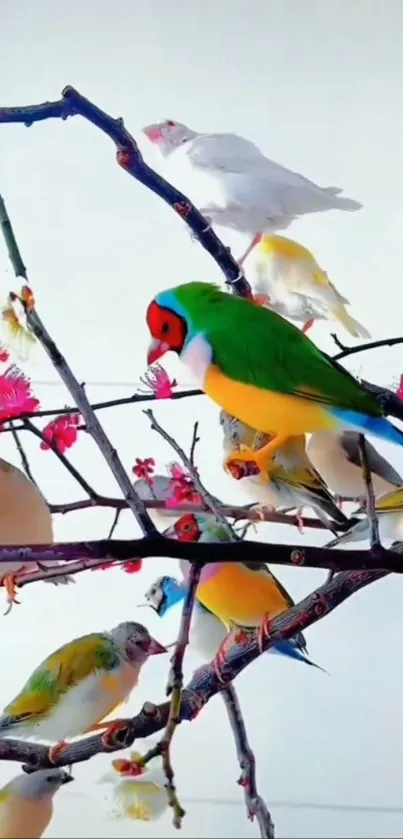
<box><xmin>167</xmin><ymin>120</ymin><xmax>176</xmax><ymax>127</ymax></box>
<box><xmin>46</xmin><ymin>776</ymin><xmax>54</xmax><ymax>783</ymax></box>
<box><xmin>182</xmin><ymin>523</ymin><xmax>191</xmax><ymax>532</ymax></box>
<box><xmin>161</xmin><ymin>322</ymin><xmax>170</xmax><ymax>336</ymax></box>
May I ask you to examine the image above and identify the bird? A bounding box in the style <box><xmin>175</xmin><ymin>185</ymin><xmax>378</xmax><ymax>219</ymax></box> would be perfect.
<box><xmin>248</xmin><ymin>234</ymin><xmax>370</xmax><ymax>336</ymax></box>
<box><xmin>0</xmin><ymin>622</ymin><xmax>167</xmax><ymax>764</ymax></box>
<box><xmin>0</xmin><ymin>768</ymin><xmax>72</xmax><ymax>839</ymax></box>
<box><xmin>145</xmin><ymin>281</ymin><xmax>403</xmax><ymax>478</ymax></box>
<box><xmin>219</xmin><ymin>410</ymin><xmax>352</xmax><ymax>531</ymax></box>
<box><xmin>0</xmin><ymin>458</ymin><xmax>74</xmax><ymax>610</ymax></box>
<box><xmin>145</xmin><ymin>573</ymin><xmax>324</xmax><ymax>669</ymax></box>
<box><xmin>161</xmin><ymin>512</ymin><xmax>318</xmax><ymax>655</ymax></box>
<box><xmin>307</xmin><ymin>431</ymin><xmax>403</xmax><ymax>503</ymax></box>
<box><xmin>142</xmin><ymin>120</ymin><xmax>362</xmax><ymax>265</ymax></box>
<box><xmin>326</xmin><ymin>485</ymin><xmax>403</xmax><ymax>548</ymax></box>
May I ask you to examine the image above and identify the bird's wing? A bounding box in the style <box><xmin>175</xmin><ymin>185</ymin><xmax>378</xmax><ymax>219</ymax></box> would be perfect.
<box><xmin>373</xmin><ymin>487</ymin><xmax>403</xmax><ymax>513</ymax></box>
<box><xmin>340</xmin><ymin>432</ymin><xmax>402</xmax><ymax>487</ymax></box>
<box><xmin>1</xmin><ymin>633</ymin><xmax>120</xmax><ymax>725</ymax></box>
<box><xmin>207</xmin><ymin>295</ymin><xmax>381</xmax><ymax>415</ymax></box>
<box><xmin>187</xmin><ymin>133</ymin><xmax>321</xmax><ymax>190</ymax></box>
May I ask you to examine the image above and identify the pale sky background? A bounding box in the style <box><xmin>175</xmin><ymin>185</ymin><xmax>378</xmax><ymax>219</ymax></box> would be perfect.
<box><xmin>1</xmin><ymin>1</ymin><xmax>403</xmax><ymax>837</ymax></box>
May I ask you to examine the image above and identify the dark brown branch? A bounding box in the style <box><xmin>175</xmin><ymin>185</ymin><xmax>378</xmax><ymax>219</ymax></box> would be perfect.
<box><xmin>331</xmin><ymin>334</ymin><xmax>403</xmax><ymax>361</ymax></box>
<box><xmin>0</xmin><ymin>566</ymin><xmax>385</xmax><ymax>772</ymax></box>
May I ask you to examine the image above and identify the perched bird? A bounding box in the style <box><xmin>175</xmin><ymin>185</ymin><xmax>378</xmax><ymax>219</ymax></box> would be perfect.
<box><xmin>0</xmin><ymin>768</ymin><xmax>72</xmax><ymax>839</ymax></box>
<box><xmin>249</xmin><ymin>234</ymin><xmax>370</xmax><ymax>336</ymax></box>
<box><xmin>133</xmin><ymin>474</ymin><xmax>221</xmax><ymax>530</ymax></box>
<box><xmin>327</xmin><ymin>486</ymin><xmax>403</xmax><ymax>548</ymax></box>
<box><xmin>219</xmin><ymin>410</ymin><xmax>351</xmax><ymax>531</ymax></box>
<box><xmin>162</xmin><ymin>512</ymin><xmax>315</xmax><ymax>653</ymax></box>
<box><xmin>142</xmin><ymin>120</ymin><xmax>362</xmax><ymax>265</ymax></box>
<box><xmin>0</xmin><ymin>622</ymin><xmax>167</xmax><ymax>763</ymax></box>
<box><xmin>307</xmin><ymin>431</ymin><xmax>403</xmax><ymax>503</ymax></box>
<box><xmin>0</xmin><ymin>458</ymin><xmax>74</xmax><ymax>609</ymax></box>
<box><xmin>145</xmin><ymin>574</ymin><xmax>323</xmax><ymax>669</ymax></box>
<box><xmin>145</xmin><ymin>281</ymin><xmax>403</xmax><ymax>477</ymax></box>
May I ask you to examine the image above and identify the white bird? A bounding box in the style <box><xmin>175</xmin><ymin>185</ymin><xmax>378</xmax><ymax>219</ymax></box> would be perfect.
<box><xmin>307</xmin><ymin>431</ymin><xmax>403</xmax><ymax>503</ymax></box>
<box><xmin>0</xmin><ymin>768</ymin><xmax>72</xmax><ymax>839</ymax></box>
<box><xmin>133</xmin><ymin>475</ymin><xmax>222</xmax><ymax>531</ymax></box>
<box><xmin>326</xmin><ymin>486</ymin><xmax>403</xmax><ymax>548</ymax></box>
<box><xmin>142</xmin><ymin>119</ymin><xmax>362</xmax><ymax>264</ymax></box>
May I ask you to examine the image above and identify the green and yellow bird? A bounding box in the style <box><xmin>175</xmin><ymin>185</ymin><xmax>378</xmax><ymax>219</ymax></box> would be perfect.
<box><xmin>146</xmin><ymin>281</ymin><xmax>403</xmax><ymax>475</ymax></box>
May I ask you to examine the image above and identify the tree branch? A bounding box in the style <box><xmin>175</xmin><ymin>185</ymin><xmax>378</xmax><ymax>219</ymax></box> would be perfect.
<box><xmin>0</xmin><ymin>87</ymin><xmax>251</xmax><ymax>298</ymax></box>
<box><xmin>0</xmin><ymin>567</ymin><xmax>385</xmax><ymax>773</ymax></box>
<box><xmin>331</xmin><ymin>333</ymin><xmax>403</xmax><ymax>361</ymax></box>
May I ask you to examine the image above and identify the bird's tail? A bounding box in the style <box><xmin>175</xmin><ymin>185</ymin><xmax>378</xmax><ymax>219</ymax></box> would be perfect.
<box><xmin>271</xmin><ymin>640</ymin><xmax>328</xmax><ymax>673</ymax></box>
<box><xmin>332</xmin><ymin>195</ymin><xmax>363</xmax><ymax>211</ymax></box>
<box><xmin>324</xmin><ymin>186</ymin><xmax>342</xmax><ymax>195</ymax></box>
<box><xmin>330</xmin><ymin>409</ymin><xmax>403</xmax><ymax>448</ymax></box>
<box><xmin>328</xmin><ymin>303</ymin><xmax>371</xmax><ymax>339</ymax></box>
<box><xmin>326</xmin><ymin>518</ymin><xmax>370</xmax><ymax>548</ymax></box>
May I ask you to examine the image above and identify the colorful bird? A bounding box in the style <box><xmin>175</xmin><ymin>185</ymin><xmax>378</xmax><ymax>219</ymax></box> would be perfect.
<box><xmin>307</xmin><ymin>431</ymin><xmax>403</xmax><ymax>503</ymax></box>
<box><xmin>0</xmin><ymin>768</ymin><xmax>72</xmax><ymax>839</ymax></box>
<box><xmin>145</xmin><ymin>281</ymin><xmax>403</xmax><ymax>477</ymax></box>
<box><xmin>142</xmin><ymin>120</ymin><xmax>362</xmax><ymax>265</ymax></box>
<box><xmin>0</xmin><ymin>622</ymin><xmax>167</xmax><ymax>764</ymax></box>
<box><xmin>145</xmin><ymin>573</ymin><xmax>323</xmax><ymax>669</ymax></box>
<box><xmin>219</xmin><ymin>410</ymin><xmax>351</xmax><ymax>531</ymax></box>
<box><xmin>162</xmin><ymin>512</ymin><xmax>315</xmax><ymax>653</ymax></box>
<box><xmin>327</xmin><ymin>486</ymin><xmax>403</xmax><ymax>547</ymax></box>
<box><xmin>248</xmin><ymin>234</ymin><xmax>370</xmax><ymax>336</ymax></box>
<box><xmin>0</xmin><ymin>457</ymin><xmax>74</xmax><ymax>610</ymax></box>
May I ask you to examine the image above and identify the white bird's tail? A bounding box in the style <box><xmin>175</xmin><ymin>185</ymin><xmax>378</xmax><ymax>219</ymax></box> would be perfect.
<box><xmin>332</xmin><ymin>195</ymin><xmax>363</xmax><ymax>211</ymax></box>
<box><xmin>328</xmin><ymin>303</ymin><xmax>371</xmax><ymax>339</ymax></box>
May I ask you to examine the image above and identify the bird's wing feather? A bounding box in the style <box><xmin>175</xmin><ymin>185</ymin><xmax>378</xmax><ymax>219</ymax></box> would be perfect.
<box><xmin>203</xmin><ymin>294</ymin><xmax>380</xmax><ymax>414</ymax></box>
<box><xmin>1</xmin><ymin>633</ymin><xmax>120</xmax><ymax>724</ymax></box>
<box><xmin>340</xmin><ymin>432</ymin><xmax>402</xmax><ymax>486</ymax></box>
<box><xmin>187</xmin><ymin>134</ymin><xmax>322</xmax><ymax>190</ymax></box>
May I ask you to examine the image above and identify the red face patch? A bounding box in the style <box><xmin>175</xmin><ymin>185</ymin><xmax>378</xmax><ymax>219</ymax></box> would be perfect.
<box><xmin>174</xmin><ymin>514</ymin><xmax>201</xmax><ymax>542</ymax></box>
<box><xmin>146</xmin><ymin>301</ymin><xmax>186</xmax><ymax>353</ymax></box>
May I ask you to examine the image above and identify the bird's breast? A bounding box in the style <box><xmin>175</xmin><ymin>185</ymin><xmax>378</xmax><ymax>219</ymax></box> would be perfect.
<box><xmin>197</xmin><ymin>563</ymin><xmax>290</xmax><ymax>626</ymax></box>
<box><xmin>204</xmin><ymin>366</ymin><xmax>338</xmax><ymax>436</ymax></box>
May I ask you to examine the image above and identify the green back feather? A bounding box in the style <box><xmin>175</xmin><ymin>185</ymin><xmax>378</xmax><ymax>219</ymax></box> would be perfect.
<box><xmin>174</xmin><ymin>283</ymin><xmax>381</xmax><ymax>415</ymax></box>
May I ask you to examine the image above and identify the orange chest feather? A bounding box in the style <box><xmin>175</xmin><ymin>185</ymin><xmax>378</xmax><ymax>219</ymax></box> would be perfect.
<box><xmin>198</xmin><ymin>564</ymin><xmax>290</xmax><ymax>625</ymax></box>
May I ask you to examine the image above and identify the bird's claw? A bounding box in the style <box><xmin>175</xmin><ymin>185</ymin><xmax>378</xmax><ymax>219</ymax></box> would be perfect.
<box><xmin>2</xmin><ymin>575</ymin><xmax>20</xmax><ymax>615</ymax></box>
<box><xmin>302</xmin><ymin>318</ymin><xmax>315</xmax><ymax>334</ymax></box>
<box><xmin>48</xmin><ymin>740</ymin><xmax>69</xmax><ymax>765</ymax></box>
<box><xmin>257</xmin><ymin>613</ymin><xmax>271</xmax><ymax>653</ymax></box>
<box><xmin>296</xmin><ymin>508</ymin><xmax>305</xmax><ymax>533</ymax></box>
<box><xmin>252</xmin><ymin>504</ymin><xmax>276</xmax><ymax>521</ymax></box>
<box><xmin>101</xmin><ymin>720</ymin><xmax>130</xmax><ymax>750</ymax></box>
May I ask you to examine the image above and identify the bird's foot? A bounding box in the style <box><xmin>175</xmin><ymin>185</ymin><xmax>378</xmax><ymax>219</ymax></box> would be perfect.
<box><xmin>302</xmin><ymin>318</ymin><xmax>315</xmax><ymax>334</ymax></box>
<box><xmin>99</xmin><ymin>719</ymin><xmax>131</xmax><ymax>750</ymax></box>
<box><xmin>48</xmin><ymin>740</ymin><xmax>69</xmax><ymax>765</ymax></box>
<box><xmin>335</xmin><ymin>495</ymin><xmax>344</xmax><ymax>510</ymax></box>
<box><xmin>257</xmin><ymin>613</ymin><xmax>272</xmax><ymax>654</ymax></box>
<box><xmin>2</xmin><ymin>575</ymin><xmax>20</xmax><ymax>615</ymax></box>
<box><xmin>253</xmin><ymin>293</ymin><xmax>272</xmax><ymax>308</ymax></box>
<box><xmin>296</xmin><ymin>507</ymin><xmax>305</xmax><ymax>533</ymax></box>
<box><xmin>237</xmin><ymin>233</ymin><xmax>263</xmax><ymax>267</ymax></box>
<box><xmin>213</xmin><ymin>636</ymin><xmax>232</xmax><ymax>685</ymax></box>
<box><xmin>252</xmin><ymin>503</ymin><xmax>277</xmax><ymax>521</ymax></box>
<box><xmin>224</xmin><ymin>436</ymin><xmax>287</xmax><ymax>477</ymax></box>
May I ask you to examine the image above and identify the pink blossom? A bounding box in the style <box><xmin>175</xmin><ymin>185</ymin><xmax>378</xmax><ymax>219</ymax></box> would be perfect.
<box><xmin>165</xmin><ymin>461</ymin><xmax>202</xmax><ymax>508</ymax></box>
<box><xmin>40</xmin><ymin>413</ymin><xmax>81</xmax><ymax>454</ymax></box>
<box><xmin>0</xmin><ymin>366</ymin><xmax>39</xmax><ymax>425</ymax></box>
<box><xmin>92</xmin><ymin>559</ymin><xmax>143</xmax><ymax>574</ymax></box>
<box><xmin>0</xmin><ymin>347</ymin><xmax>10</xmax><ymax>364</ymax></box>
<box><xmin>396</xmin><ymin>374</ymin><xmax>403</xmax><ymax>401</ymax></box>
<box><xmin>132</xmin><ymin>457</ymin><xmax>155</xmax><ymax>481</ymax></box>
<box><xmin>139</xmin><ymin>364</ymin><xmax>176</xmax><ymax>399</ymax></box>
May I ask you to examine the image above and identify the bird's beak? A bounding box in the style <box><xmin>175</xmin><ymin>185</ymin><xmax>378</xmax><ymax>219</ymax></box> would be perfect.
<box><xmin>148</xmin><ymin>637</ymin><xmax>168</xmax><ymax>655</ymax></box>
<box><xmin>147</xmin><ymin>338</ymin><xmax>170</xmax><ymax>366</ymax></box>
<box><xmin>142</xmin><ymin>124</ymin><xmax>164</xmax><ymax>143</ymax></box>
<box><xmin>60</xmin><ymin>773</ymin><xmax>74</xmax><ymax>785</ymax></box>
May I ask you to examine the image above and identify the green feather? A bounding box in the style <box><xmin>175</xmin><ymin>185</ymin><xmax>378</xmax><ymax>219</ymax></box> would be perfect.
<box><xmin>174</xmin><ymin>283</ymin><xmax>381</xmax><ymax>415</ymax></box>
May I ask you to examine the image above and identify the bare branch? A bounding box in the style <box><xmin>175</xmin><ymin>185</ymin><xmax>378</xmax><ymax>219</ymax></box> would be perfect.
<box><xmin>331</xmin><ymin>333</ymin><xmax>403</xmax><ymax>361</ymax></box>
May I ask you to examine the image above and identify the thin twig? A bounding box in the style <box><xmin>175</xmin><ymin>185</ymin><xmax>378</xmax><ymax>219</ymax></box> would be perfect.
<box><xmin>189</xmin><ymin>421</ymin><xmax>200</xmax><ymax>467</ymax></box>
<box><xmin>221</xmin><ymin>685</ymin><xmax>275</xmax><ymax>838</ymax></box>
<box><xmin>358</xmin><ymin>434</ymin><xmax>380</xmax><ymax>548</ymax></box>
<box><xmin>23</xmin><ymin>418</ymin><xmax>98</xmax><ymax>499</ymax></box>
<box><xmin>144</xmin><ymin>409</ymin><xmax>238</xmax><ymax>538</ymax></box>
<box><xmin>9</xmin><ymin>421</ymin><xmax>38</xmax><ymax>487</ymax></box>
<box><xmin>331</xmin><ymin>334</ymin><xmax>403</xmax><ymax>361</ymax></box>
<box><xmin>107</xmin><ymin>509</ymin><xmax>121</xmax><ymax>539</ymax></box>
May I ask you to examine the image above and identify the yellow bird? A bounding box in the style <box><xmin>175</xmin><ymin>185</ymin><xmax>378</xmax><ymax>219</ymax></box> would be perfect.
<box><xmin>248</xmin><ymin>234</ymin><xmax>370</xmax><ymax>336</ymax></box>
<box><xmin>0</xmin><ymin>769</ymin><xmax>72</xmax><ymax>839</ymax></box>
<box><xmin>328</xmin><ymin>486</ymin><xmax>403</xmax><ymax>547</ymax></box>
<box><xmin>219</xmin><ymin>410</ymin><xmax>351</xmax><ymax>530</ymax></box>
